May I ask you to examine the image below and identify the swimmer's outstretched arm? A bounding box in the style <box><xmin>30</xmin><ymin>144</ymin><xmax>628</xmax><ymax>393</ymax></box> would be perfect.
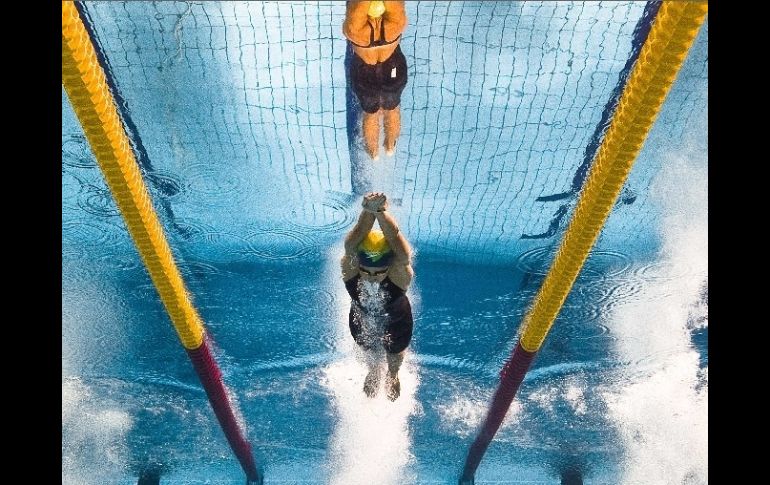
<box><xmin>375</xmin><ymin>207</ymin><xmax>411</xmax><ymax>265</ymax></box>
<box><xmin>382</xmin><ymin>1</ymin><xmax>407</xmax><ymax>40</ymax></box>
<box><xmin>344</xmin><ymin>204</ymin><xmax>376</xmax><ymax>255</ymax></box>
<box><xmin>344</xmin><ymin>210</ymin><xmax>376</xmax><ymax>255</ymax></box>
<box><xmin>341</xmin><ymin>194</ymin><xmax>380</xmax><ymax>280</ymax></box>
<box><xmin>374</xmin><ymin>194</ymin><xmax>412</xmax><ymax>265</ymax></box>
<box><xmin>375</xmin><ymin>204</ymin><xmax>413</xmax><ymax>289</ymax></box>
<box><xmin>343</xmin><ymin>1</ymin><xmax>372</xmax><ymax>44</ymax></box>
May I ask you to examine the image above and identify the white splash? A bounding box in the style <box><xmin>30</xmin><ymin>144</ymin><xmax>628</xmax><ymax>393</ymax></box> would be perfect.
<box><xmin>528</xmin><ymin>384</ymin><xmax>559</xmax><ymax>413</ymax></box>
<box><xmin>563</xmin><ymin>381</ymin><xmax>587</xmax><ymax>416</ymax></box>
<box><xmin>62</xmin><ymin>378</ymin><xmax>133</xmax><ymax>485</ymax></box>
<box><xmin>604</xmin><ymin>353</ymin><xmax>707</xmax><ymax>485</ymax></box>
<box><xmin>62</xmin><ymin>272</ymin><xmax>133</xmax><ymax>485</ymax></box>
<box><xmin>604</xmin><ymin>119</ymin><xmax>708</xmax><ymax>484</ymax></box>
<box><xmin>435</xmin><ymin>394</ymin><xmax>523</xmax><ymax>438</ymax></box>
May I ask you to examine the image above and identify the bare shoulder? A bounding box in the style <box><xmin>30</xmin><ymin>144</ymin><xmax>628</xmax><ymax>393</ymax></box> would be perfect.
<box><xmin>387</xmin><ymin>263</ymin><xmax>413</xmax><ymax>291</ymax></box>
<box><xmin>341</xmin><ymin>252</ymin><xmax>358</xmax><ymax>282</ymax></box>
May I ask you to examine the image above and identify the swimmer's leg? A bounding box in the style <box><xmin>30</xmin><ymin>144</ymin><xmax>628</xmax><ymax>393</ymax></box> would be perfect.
<box><xmin>363</xmin><ymin>351</ymin><xmax>383</xmax><ymax>397</ymax></box>
<box><xmin>383</xmin><ymin>106</ymin><xmax>401</xmax><ymax>156</ymax></box>
<box><xmin>385</xmin><ymin>350</ymin><xmax>404</xmax><ymax>401</ymax></box>
<box><xmin>362</xmin><ymin>109</ymin><xmax>382</xmax><ymax>160</ymax></box>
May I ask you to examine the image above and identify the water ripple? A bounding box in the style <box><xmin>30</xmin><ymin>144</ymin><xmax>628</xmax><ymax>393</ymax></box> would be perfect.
<box><xmin>182</xmin><ymin>163</ymin><xmax>245</xmax><ymax>198</ymax></box>
<box><xmin>569</xmin><ymin>321</ymin><xmax>613</xmax><ymax>341</ymax></box>
<box><xmin>601</xmin><ymin>281</ymin><xmax>644</xmax><ymax>312</ymax></box>
<box><xmin>146</xmin><ymin>170</ymin><xmax>184</xmax><ymax>200</ymax></box>
<box><xmin>243</xmin><ymin>228</ymin><xmax>316</xmax><ymax>261</ymax></box>
<box><xmin>62</xmin><ymin>134</ymin><xmax>97</xmax><ymax>169</ymax></box>
<box><xmin>581</xmin><ymin>250</ymin><xmax>633</xmax><ymax>278</ymax></box>
<box><xmin>130</xmin><ymin>281</ymin><xmax>161</xmax><ymax>301</ymax></box>
<box><xmin>179</xmin><ymin>260</ymin><xmax>228</xmax><ymax>278</ymax></box>
<box><xmin>242</xmin><ymin>352</ymin><xmax>340</xmax><ymax>374</ymax></box>
<box><xmin>65</xmin><ymin>374</ymin><xmax>206</xmax><ymax>401</ymax></box>
<box><xmin>183</xmin><ymin>231</ymin><xmax>252</xmax><ymax>263</ymax></box>
<box><xmin>96</xmin><ymin>253</ymin><xmax>141</xmax><ymax>273</ymax></box>
<box><xmin>515</xmin><ymin>246</ymin><xmax>558</xmax><ymax>276</ymax></box>
<box><xmin>292</xmin><ymin>286</ymin><xmax>338</xmax><ymax>312</ymax></box>
<box><xmin>516</xmin><ymin>247</ymin><xmax>633</xmax><ymax>279</ymax></box>
<box><xmin>630</xmin><ymin>259</ymin><xmax>694</xmax><ymax>282</ymax></box>
<box><xmin>415</xmin><ymin>353</ymin><xmax>493</xmax><ymax>377</ymax></box>
<box><xmin>284</xmin><ymin>191</ymin><xmax>357</xmax><ymax>233</ymax></box>
<box><xmin>172</xmin><ymin>218</ymin><xmax>216</xmax><ymax>238</ymax></box>
<box><xmin>62</xmin><ymin>171</ymin><xmax>83</xmax><ymax>196</ymax></box>
<box><xmin>62</xmin><ymin>218</ymin><xmax>128</xmax><ymax>249</ymax></box>
<box><xmin>559</xmin><ymin>301</ymin><xmax>605</xmax><ymax>327</ymax></box>
<box><xmin>77</xmin><ymin>184</ymin><xmax>121</xmax><ymax>218</ymax></box>
<box><xmin>524</xmin><ymin>360</ymin><xmax>618</xmax><ymax>383</ymax></box>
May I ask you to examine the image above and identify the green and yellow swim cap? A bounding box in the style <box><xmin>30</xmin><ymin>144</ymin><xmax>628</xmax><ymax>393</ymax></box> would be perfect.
<box><xmin>357</xmin><ymin>229</ymin><xmax>393</xmax><ymax>267</ymax></box>
<box><xmin>367</xmin><ymin>1</ymin><xmax>386</xmax><ymax>18</ymax></box>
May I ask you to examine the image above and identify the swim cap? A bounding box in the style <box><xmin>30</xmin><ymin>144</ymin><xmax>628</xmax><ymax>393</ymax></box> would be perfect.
<box><xmin>357</xmin><ymin>229</ymin><xmax>393</xmax><ymax>267</ymax></box>
<box><xmin>367</xmin><ymin>1</ymin><xmax>386</xmax><ymax>18</ymax></box>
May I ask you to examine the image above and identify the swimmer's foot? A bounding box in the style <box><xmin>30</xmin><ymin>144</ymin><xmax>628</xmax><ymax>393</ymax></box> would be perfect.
<box><xmin>363</xmin><ymin>368</ymin><xmax>381</xmax><ymax>397</ymax></box>
<box><xmin>366</xmin><ymin>150</ymin><xmax>380</xmax><ymax>162</ymax></box>
<box><xmin>365</xmin><ymin>145</ymin><xmax>380</xmax><ymax>161</ymax></box>
<box><xmin>384</xmin><ymin>142</ymin><xmax>396</xmax><ymax>157</ymax></box>
<box><xmin>385</xmin><ymin>373</ymin><xmax>400</xmax><ymax>401</ymax></box>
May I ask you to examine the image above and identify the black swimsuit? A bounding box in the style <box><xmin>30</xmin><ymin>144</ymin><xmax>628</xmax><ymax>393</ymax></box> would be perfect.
<box><xmin>345</xmin><ymin>275</ymin><xmax>414</xmax><ymax>354</ymax></box>
<box><xmin>348</xmin><ymin>19</ymin><xmax>408</xmax><ymax>114</ymax></box>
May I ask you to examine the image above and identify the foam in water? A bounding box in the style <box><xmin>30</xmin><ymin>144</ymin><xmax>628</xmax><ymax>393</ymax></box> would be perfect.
<box><xmin>63</xmin><ymin>273</ymin><xmax>134</xmax><ymax>485</ymax></box>
<box><xmin>62</xmin><ymin>378</ymin><xmax>133</xmax><ymax>485</ymax></box>
<box><xmin>603</xmin><ymin>123</ymin><xmax>707</xmax><ymax>484</ymax></box>
<box><xmin>563</xmin><ymin>380</ymin><xmax>588</xmax><ymax>416</ymax></box>
<box><xmin>435</xmin><ymin>393</ymin><xmax>523</xmax><ymax>438</ymax></box>
<box><xmin>529</xmin><ymin>384</ymin><xmax>560</xmax><ymax>414</ymax></box>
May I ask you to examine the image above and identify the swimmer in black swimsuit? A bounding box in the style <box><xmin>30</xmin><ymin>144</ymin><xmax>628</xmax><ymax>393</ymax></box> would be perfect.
<box><xmin>341</xmin><ymin>192</ymin><xmax>414</xmax><ymax>400</ymax></box>
<box><xmin>343</xmin><ymin>1</ymin><xmax>408</xmax><ymax>161</ymax></box>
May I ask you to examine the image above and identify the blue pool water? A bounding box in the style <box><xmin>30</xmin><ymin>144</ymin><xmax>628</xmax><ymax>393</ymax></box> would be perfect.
<box><xmin>63</xmin><ymin>2</ymin><xmax>707</xmax><ymax>484</ymax></box>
